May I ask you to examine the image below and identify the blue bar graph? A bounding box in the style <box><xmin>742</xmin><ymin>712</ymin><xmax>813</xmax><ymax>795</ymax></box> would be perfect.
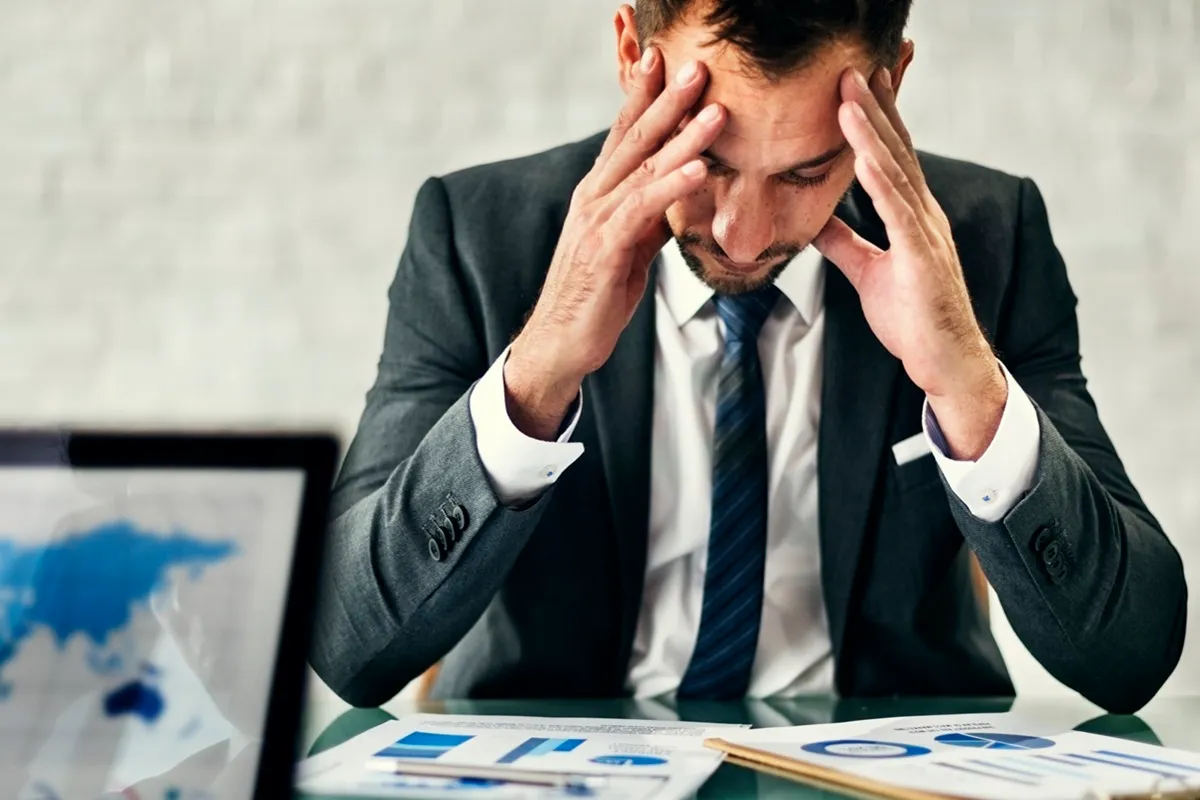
<box><xmin>496</xmin><ymin>737</ymin><xmax>547</xmax><ymax>764</ymax></box>
<box><xmin>376</xmin><ymin>731</ymin><xmax>474</xmax><ymax>760</ymax></box>
<box><xmin>496</xmin><ymin>737</ymin><xmax>587</xmax><ymax>764</ymax></box>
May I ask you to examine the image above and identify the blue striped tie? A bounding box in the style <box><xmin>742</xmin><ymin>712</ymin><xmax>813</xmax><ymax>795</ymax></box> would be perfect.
<box><xmin>677</xmin><ymin>284</ymin><xmax>780</xmax><ymax>700</ymax></box>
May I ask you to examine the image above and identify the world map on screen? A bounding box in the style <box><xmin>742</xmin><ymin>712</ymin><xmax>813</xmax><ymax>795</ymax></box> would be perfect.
<box><xmin>0</xmin><ymin>520</ymin><xmax>237</xmax><ymax>718</ymax></box>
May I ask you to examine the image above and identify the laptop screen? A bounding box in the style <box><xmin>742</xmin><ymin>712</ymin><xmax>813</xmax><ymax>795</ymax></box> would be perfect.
<box><xmin>1</xmin><ymin>464</ymin><xmax>309</xmax><ymax>799</ymax></box>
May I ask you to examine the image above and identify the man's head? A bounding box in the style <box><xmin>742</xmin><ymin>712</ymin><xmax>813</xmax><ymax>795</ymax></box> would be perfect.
<box><xmin>615</xmin><ymin>0</ymin><xmax>914</xmax><ymax>294</ymax></box>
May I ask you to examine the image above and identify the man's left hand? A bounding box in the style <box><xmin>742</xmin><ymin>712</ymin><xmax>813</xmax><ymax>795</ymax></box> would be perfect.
<box><xmin>814</xmin><ymin>66</ymin><xmax>1007</xmax><ymax>461</ymax></box>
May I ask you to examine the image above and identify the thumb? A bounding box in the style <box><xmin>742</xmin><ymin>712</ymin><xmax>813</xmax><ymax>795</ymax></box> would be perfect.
<box><xmin>626</xmin><ymin>218</ymin><xmax>671</xmax><ymax>307</ymax></box>
<box><xmin>633</xmin><ymin>215</ymin><xmax>672</xmax><ymax>264</ymax></box>
<box><xmin>630</xmin><ymin>216</ymin><xmax>672</xmax><ymax>278</ymax></box>
<box><xmin>813</xmin><ymin>215</ymin><xmax>882</xmax><ymax>291</ymax></box>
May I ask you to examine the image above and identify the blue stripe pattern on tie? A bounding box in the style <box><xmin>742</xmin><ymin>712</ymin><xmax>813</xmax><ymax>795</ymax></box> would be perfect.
<box><xmin>677</xmin><ymin>284</ymin><xmax>780</xmax><ymax>700</ymax></box>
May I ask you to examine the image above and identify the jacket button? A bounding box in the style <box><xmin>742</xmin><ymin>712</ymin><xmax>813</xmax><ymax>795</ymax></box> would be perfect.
<box><xmin>438</xmin><ymin>516</ymin><xmax>458</xmax><ymax>544</ymax></box>
<box><xmin>450</xmin><ymin>503</ymin><xmax>469</xmax><ymax>533</ymax></box>
<box><xmin>1042</xmin><ymin>541</ymin><xmax>1060</xmax><ymax>564</ymax></box>
<box><xmin>428</xmin><ymin>523</ymin><xmax>448</xmax><ymax>552</ymax></box>
<box><xmin>428</xmin><ymin>537</ymin><xmax>444</xmax><ymax>562</ymax></box>
<box><xmin>1032</xmin><ymin>526</ymin><xmax>1054</xmax><ymax>553</ymax></box>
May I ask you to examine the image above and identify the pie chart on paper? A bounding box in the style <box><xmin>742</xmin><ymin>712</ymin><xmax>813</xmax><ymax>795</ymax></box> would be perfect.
<box><xmin>590</xmin><ymin>755</ymin><xmax>669</xmax><ymax>766</ymax></box>
<box><xmin>935</xmin><ymin>732</ymin><xmax>1055</xmax><ymax>750</ymax></box>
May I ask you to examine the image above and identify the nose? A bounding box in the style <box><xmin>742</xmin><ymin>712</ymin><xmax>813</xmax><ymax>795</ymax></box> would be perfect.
<box><xmin>711</xmin><ymin>179</ymin><xmax>777</xmax><ymax>264</ymax></box>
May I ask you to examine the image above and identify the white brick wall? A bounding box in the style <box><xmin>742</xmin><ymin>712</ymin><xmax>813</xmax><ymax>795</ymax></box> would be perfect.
<box><xmin>3</xmin><ymin>0</ymin><xmax>1196</xmax><ymax>743</ymax></box>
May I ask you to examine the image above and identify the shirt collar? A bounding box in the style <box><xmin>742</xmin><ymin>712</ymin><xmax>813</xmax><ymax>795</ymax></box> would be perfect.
<box><xmin>657</xmin><ymin>239</ymin><xmax>825</xmax><ymax>327</ymax></box>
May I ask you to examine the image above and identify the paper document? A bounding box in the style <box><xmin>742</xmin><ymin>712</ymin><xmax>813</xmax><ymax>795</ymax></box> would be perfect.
<box><xmin>296</xmin><ymin>714</ymin><xmax>749</xmax><ymax>799</ymax></box>
<box><xmin>713</xmin><ymin>712</ymin><xmax>1200</xmax><ymax>800</ymax></box>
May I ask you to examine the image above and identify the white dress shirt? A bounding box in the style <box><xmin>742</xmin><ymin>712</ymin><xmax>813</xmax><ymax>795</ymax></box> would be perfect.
<box><xmin>469</xmin><ymin>241</ymin><xmax>1041</xmax><ymax>698</ymax></box>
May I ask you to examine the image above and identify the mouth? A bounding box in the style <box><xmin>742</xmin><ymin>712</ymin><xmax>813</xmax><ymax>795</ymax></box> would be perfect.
<box><xmin>713</xmin><ymin>254</ymin><xmax>775</xmax><ymax>274</ymax></box>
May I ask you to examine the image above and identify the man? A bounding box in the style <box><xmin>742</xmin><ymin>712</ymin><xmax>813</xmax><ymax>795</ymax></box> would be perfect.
<box><xmin>310</xmin><ymin>0</ymin><xmax>1186</xmax><ymax>713</ymax></box>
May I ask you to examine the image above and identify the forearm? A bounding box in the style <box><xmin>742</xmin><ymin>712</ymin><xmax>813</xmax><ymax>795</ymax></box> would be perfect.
<box><xmin>309</xmin><ymin>391</ymin><xmax>554</xmax><ymax>707</ymax></box>
<box><xmin>953</xmin><ymin>406</ymin><xmax>1187</xmax><ymax>713</ymax></box>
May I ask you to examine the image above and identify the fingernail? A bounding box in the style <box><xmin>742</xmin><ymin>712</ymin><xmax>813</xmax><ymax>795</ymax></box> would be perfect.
<box><xmin>640</xmin><ymin>47</ymin><xmax>657</xmax><ymax>74</ymax></box>
<box><xmin>682</xmin><ymin>160</ymin><xmax>706</xmax><ymax>177</ymax></box>
<box><xmin>697</xmin><ymin>104</ymin><xmax>720</xmax><ymax>124</ymax></box>
<box><xmin>853</xmin><ymin>70</ymin><xmax>869</xmax><ymax>93</ymax></box>
<box><xmin>851</xmin><ymin>102</ymin><xmax>867</xmax><ymax>122</ymax></box>
<box><xmin>676</xmin><ymin>60</ymin><xmax>699</xmax><ymax>86</ymax></box>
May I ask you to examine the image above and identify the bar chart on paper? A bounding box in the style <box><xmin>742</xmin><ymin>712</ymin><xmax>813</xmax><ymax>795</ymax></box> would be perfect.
<box><xmin>374</xmin><ymin>732</ymin><xmax>475</xmax><ymax>760</ymax></box>
<box><xmin>369</xmin><ymin>729</ymin><xmax>684</xmax><ymax>774</ymax></box>
<box><xmin>496</xmin><ymin>737</ymin><xmax>585</xmax><ymax>764</ymax></box>
<box><xmin>298</xmin><ymin>715</ymin><xmax>739</xmax><ymax>799</ymax></box>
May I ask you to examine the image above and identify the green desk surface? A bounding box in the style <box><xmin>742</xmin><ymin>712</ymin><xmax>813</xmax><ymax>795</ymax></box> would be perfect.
<box><xmin>296</xmin><ymin>696</ymin><xmax>1200</xmax><ymax>799</ymax></box>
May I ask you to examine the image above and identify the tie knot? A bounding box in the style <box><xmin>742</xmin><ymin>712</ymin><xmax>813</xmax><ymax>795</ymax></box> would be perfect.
<box><xmin>714</xmin><ymin>285</ymin><xmax>781</xmax><ymax>343</ymax></box>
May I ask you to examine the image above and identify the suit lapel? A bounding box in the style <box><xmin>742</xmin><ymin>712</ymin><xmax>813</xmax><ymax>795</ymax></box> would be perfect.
<box><xmin>818</xmin><ymin>185</ymin><xmax>904</xmax><ymax>673</ymax></box>
<box><xmin>586</xmin><ymin>260</ymin><xmax>658</xmax><ymax>685</ymax></box>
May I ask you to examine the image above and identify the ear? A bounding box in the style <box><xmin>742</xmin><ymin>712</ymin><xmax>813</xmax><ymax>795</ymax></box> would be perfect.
<box><xmin>615</xmin><ymin>4</ymin><xmax>642</xmax><ymax>95</ymax></box>
<box><xmin>889</xmin><ymin>38</ymin><xmax>915</xmax><ymax>98</ymax></box>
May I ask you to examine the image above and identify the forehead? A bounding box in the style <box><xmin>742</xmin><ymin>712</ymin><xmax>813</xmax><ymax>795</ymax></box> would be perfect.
<box><xmin>657</xmin><ymin>24</ymin><xmax>873</xmax><ymax>151</ymax></box>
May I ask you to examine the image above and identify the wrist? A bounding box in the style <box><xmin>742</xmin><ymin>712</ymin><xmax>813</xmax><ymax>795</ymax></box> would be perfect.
<box><xmin>926</xmin><ymin>355</ymin><xmax>1007</xmax><ymax>461</ymax></box>
<box><xmin>926</xmin><ymin>346</ymin><xmax>1005</xmax><ymax>403</ymax></box>
<box><xmin>504</xmin><ymin>337</ymin><xmax>583</xmax><ymax>441</ymax></box>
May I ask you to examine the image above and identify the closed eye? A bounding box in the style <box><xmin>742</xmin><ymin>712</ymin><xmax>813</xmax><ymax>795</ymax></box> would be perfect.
<box><xmin>778</xmin><ymin>171</ymin><xmax>831</xmax><ymax>189</ymax></box>
<box><xmin>700</xmin><ymin>159</ymin><xmax>834</xmax><ymax>189</ymax></box>
<box><xmin>703</xmin><ymin>160</ymin><xmax>734</xmax><ymax>178</ymax></box>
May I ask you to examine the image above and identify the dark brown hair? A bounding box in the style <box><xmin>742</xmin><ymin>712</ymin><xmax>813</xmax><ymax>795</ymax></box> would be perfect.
<box><xmin>634</xmin><ymin>0</ymin><xmax>913</xmax><ymax>79</ymax></box>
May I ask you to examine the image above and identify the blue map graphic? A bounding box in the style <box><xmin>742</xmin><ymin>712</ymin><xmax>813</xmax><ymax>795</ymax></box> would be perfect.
<box><xmin>0</xmin><ymin>520</ymin><xmax>238</xmax><ymax>709</ymax></box>
<box><xmin>104</xmin><ymin>673</ymin><xmax>167</xmax><ymax>722</ymax></box>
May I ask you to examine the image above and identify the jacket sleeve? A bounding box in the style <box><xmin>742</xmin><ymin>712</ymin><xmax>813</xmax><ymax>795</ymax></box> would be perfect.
<box><xmin>950</xmin><ymin>177</ymin><xmax>1187</xmax><ymax>714</ymax></box>
<box><xmin>308</xmin><ymin>177</ymin><xmax>555</xmax><ymax>707</ymax></box>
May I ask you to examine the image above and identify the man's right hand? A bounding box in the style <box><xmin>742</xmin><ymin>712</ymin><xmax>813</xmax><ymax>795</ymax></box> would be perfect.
<box><xmin>504</xmin><ymin>47</ymin><xmax>726</xmax><ymax>440</ymax></box>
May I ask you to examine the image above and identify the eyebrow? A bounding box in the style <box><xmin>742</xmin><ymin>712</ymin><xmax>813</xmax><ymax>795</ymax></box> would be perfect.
<box><xmin>701</xmin><ymin>142</ymin><xmax>849</xmax><ymax>173</ymax></box>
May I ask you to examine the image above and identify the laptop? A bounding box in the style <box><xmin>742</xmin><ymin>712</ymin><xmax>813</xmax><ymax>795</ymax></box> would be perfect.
<box><xmin>0</xmin><ymin>431</ymin><xmax>338</xmax><ymax>800</ymax></box>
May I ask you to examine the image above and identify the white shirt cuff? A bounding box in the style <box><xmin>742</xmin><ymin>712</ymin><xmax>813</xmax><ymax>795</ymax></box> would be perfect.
<box><xmin>922</xmin><ymin>361</ymin><xmax>1041</xmax><ymax>522</ymax></box>
<box><xmin>469</xmin><ymin>345</ymin><xmax>585</xmax><ymax>507</ymax></box>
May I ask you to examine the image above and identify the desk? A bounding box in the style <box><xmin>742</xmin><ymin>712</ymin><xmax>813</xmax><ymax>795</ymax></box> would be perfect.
<box><xmin>297</xmin><ymin>696</ymin><xmax>1200</xmax><ymax>799</ymax></box>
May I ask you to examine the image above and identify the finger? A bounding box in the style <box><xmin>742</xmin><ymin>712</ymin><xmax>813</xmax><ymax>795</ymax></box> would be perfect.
<box><xmin>602</xmin><ymin>101</ymin><xmax>725</xmax><ymax>213</ymax></box>
<box><xmin>812</xmin><ymin>215</ymin><xmax>883</xmax><ymax>291</ymax></box>
<box><xmin>872</xmin><ymin>68</ymin><xmax>958</xmax><ymax>240</ymax></box>
<box><xmin>631</xmin><ymin>218</ymin><xmax>671</xmax><ymax>274</ymax></box>
<box><xmin>606</xmin><ymin>159</ymin><xmax>708</xmax><ymax>253</ymax></box>
<box><xmin>594</xmin><ymin>59</ymin><xmax>710</xmax><ymax>195</ymax></box>
<box><xmin>841</xmin><ymin>69</ymin><xmax>926</xmax><ymax>198</ymax></box>
<box><xmin>845</xmin><ymin>125</ymin><xmax>930</xmax><ymax>254</ymax></box>
<box><xmin>595</xmin><ymin>46</ymin><xmax>665</xmax><ymax>169</ymax></box>
<box><xmin>870</xmin><ymin>68</ymin><xmax>946</xmax><ymax>227</ymax></box>
<box><xmin>839</xmin><ymin>100</ymin><xmax>930</xmax><ymax>249</ymax></box>
<box><xmin>628</xmin><ymin>221</ymin><xmax>669</xmax><ymax>305</ymax></box>
<box><xmin>872</xmin><ymin>67</ymin><xmax>915</xmax><ymax>156</ymax></box>
<box><xmin>855</xmin><ymin>151</ymin><xmax>929</xmax><ymax>254</ymax></box>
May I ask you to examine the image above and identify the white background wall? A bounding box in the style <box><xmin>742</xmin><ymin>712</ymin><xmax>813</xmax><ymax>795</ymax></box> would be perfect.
<box><xmin>3</xmin><ymin>0</ymin><xmax>1197</xmax><ymax>742</ymax></box>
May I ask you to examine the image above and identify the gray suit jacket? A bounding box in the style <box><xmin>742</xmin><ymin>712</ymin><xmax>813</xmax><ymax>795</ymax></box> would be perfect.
<box><xmin>310</xmin><ymin>132</ymin><xmax>1187</xmax><ymax>714</ymax></box>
